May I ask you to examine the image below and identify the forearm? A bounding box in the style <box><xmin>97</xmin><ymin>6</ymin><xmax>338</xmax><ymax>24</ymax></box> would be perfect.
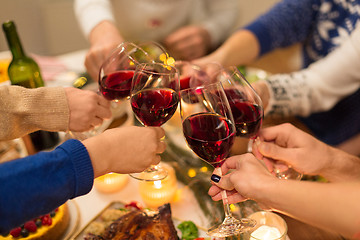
<box><xmin>0</xmin><ymin>86</ymin><xmax>69</xmax><ymax>140</ymax></box>
<box><xmin>258</xmin><ymin>180</ymin><xmax>360</xmax><ymax>238</ymax></box>
<box><xmin>0</xmin><ymin>139</ymin><xmax>93</xmax><ymax>232</ymax></box>
<box><xmin>214</xmin><ymin>29</ymin><xmax>260</xmax><ymax>67</ymax></box>
<box><xmin>321</xmin><ymin>146</ymin><xmax>360</xmax><ymax>182</ymax></box>
<box><xmin>74</xmin><ymin>0</ymin><xmax>115</xmax><ymax>39</ymax></box>
<box><xmin>243</xmin><ymin>0</ymin><xmax>313</xmax><ymax>55</ymax></box>
<box><xmin>89</xmin><ymin>20</ymin><xmax>123</xmax><ymax>46</ymax></box>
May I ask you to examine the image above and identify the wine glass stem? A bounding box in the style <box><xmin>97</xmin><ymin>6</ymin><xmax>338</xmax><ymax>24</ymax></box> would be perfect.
<box><xmin>247</xmin><ymin>138</ymin><xmax>254</xmax><ymax>153</ymax></box>
<box><xmin>215</xmin><ymin>167</ymin><xmax>233</xmax><ymax>218</ymax></box>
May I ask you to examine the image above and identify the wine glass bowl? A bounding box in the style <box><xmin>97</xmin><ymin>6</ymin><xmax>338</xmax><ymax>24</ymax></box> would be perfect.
<box><xmin>137</xmin><ymin>41</ymin><xmax>171</xmax><ymax>64</ymax></box>
<box><xmin>98</xmin><ymin>41</ymin><xmax>166</xmax><ymax>102</ymax></box>
<box><xmin>180</xmin><ymin>83</ymin><xmax>236</xmax><ymax>167</ymax></box>
<box><xmin>218</xmin><ymin>67</ymin><xmax>264</xmax><ymax>141</ymax></box>
<box><xmin>274</xmin><ymin>164</ymin><xmax>303</xmax><ymax>180</ymax></box>
<box><xmin>174</xmin><ymin>61</ymin><xmax>209</xmax><ymax>90</ymax></box>
<box><xmin>131</xmin><ymin>63</ymin><xmax>179</xmax><ymax>127</ymax></box>
<box><xmin>129</xmin><ymin>62</ymin><xmax>180</xmax><ymax>181</ymax></box>
<box><xmin>180</xmin><ymin>82</ymin><xmax>256</xmax><ymax>237</ymax></box>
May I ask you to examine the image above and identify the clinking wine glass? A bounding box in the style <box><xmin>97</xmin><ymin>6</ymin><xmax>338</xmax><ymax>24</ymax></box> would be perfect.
<box><xmin>180</xmin><ymin>82</ymin><xmax>256</xmax><ymax>237</ymax></box>
<box><xmin>98</xmin><ymin>41</ymin><xmax>168</xmax><ymax>102</ymax></box>
<box><xmin>219</xmin><ymin>67</ymin><xmax>302</xmax><ymax>180</ymax></box>
<box><xmin>174</xmin><ymin>61</ymin><xmax>211</xmax><ymax>90</ymax></box>
<box><xmin>130</xmin><ymin>62</ymin><xmax>180</xmax><ymax>181</ymax></box>
<box><xmin>218</xmin><ymin>66</ymin><xmax>264</xmax><ymax>152</ymax></box>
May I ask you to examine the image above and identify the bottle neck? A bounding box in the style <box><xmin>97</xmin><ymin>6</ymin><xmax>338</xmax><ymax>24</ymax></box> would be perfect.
<box><xmin>2</xmin><ymin>21</ymin><xmax>26</xmax><ymax>59</ymax></box>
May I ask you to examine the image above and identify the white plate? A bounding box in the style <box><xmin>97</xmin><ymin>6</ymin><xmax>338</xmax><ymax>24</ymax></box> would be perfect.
<box><xmin>62</xmin><ymin>200</ymin><xmax>81</xmax><ymax>240</ymax></box>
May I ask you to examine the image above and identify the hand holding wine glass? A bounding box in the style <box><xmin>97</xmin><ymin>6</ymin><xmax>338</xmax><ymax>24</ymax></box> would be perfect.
<box><xmin>130</xmin><ymin>62</ymin><xmax>180</xmax><ymax>181</ymax></box>
<box><xmin>180</xmin><ymin>82</ymin><xmax>256</xmax><ymax>237</ymax></box>
<box><xmin>219</xmin><ymin>67</ymin><xmax>302</xmax><ymax>180</ymax></box>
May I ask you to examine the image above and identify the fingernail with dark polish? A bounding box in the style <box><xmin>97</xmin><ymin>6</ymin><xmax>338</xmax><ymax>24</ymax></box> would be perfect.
<box><xmin>211</xmin><ymin>174</ymin><xmax>221</xmax><ymax>183</ymax></box>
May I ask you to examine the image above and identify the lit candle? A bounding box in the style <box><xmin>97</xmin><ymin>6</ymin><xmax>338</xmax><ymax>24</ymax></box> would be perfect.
<box><xmin>250</xmin><ymin>225</ymin><xmax>282</xmax><ymax>240</ymax></box>
<box><xmin>138</xmin><ymin>162</ymin><xmax>177</xmax><ymax>208</ymax></box>
<box><xmin>248</xmin><ymin>211</ymin><xmax>287</xmax><ymax>240</ymax></box>
<box><xmin>94</xmin><ymin>173</ymin><xmax>129</xmax><ymax>193</ymax></box>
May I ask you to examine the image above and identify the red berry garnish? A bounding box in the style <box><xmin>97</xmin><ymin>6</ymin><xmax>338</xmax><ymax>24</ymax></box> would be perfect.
<box><xmin>10</xmin><ymin>227</ymin><xmax>21</xmax><ymax>237</ymax></box>
<box><xmin>42</xmin><ymin>214</ymin><xmax>52</xmax><ymax>226</ymax></box>
<box><xmin>24</xmin><ymin>221</ymin><xmax>37</xmax><ymax>232</ymax></box>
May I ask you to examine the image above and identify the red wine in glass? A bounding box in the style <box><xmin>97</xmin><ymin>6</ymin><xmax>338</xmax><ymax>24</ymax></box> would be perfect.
<box><xmin>180</xmin><ymin>83</ymin><xmax>256</xmax><ymax>237</ymax></box>
<box><xmin>232</xmin><ymin>102</ymin><xmax>262</xmax><ymax>139</ymax></box>
<box><xmin>99</xmin><ymin>70</ymin><xmax>134</xmax><ymax>101</ymax></box>
<box><xmin>131</xmin><ymin>88</ymin><xmax>179</xmax><ymax>126</ymax></box>
<box><xmin>224</xmin><ymin>88</ymin><xmax>263</xmax><ymax>138</ymax></box>
<box><xmin>180</xmin><ymin>76</ymin><xmax>191</xmax><ymax>90</ymax></box>
<box><xmin>182</xmin><ymin>113</ymin><xmax>235</xmax><ymax>168</ymax></box>
<box><xmin>129</xmin><ymin>62</ymin><xmax>180</xmax><ymax>181</ymax></box>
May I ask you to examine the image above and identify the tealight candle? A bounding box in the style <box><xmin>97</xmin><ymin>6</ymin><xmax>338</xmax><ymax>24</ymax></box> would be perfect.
<box><xmin>250</xmin><ymin>225</ymin><xmax>282</xmax><ymax>240</ymax></box>
<box><xmin>248</xmin><ymin>211</ymin><xmax>287</xmax><ymax>240</ymax></box>
<box><xmin>138</xmin><ymin>162</ymin><xmax>177</xmax><ymax>208</ymax></box>
<box><xmin>94</xmin><ymin>173</ymin><xmax>129</xmax><ymax>193</ymax></box>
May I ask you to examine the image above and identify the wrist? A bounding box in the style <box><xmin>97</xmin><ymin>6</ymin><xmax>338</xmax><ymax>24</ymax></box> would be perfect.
<box><xmin>321</xmin><ymin>146</ymin><xmax>360</xmax><ymax>182</ymax></box>
<box><xmin>82</xmin><ymin>135</ymin><xmax>110</xmax><ymax>178</ymax></box>
<box><xmin>251</xmin><ymin>176</ymin><xmax>280</xmax><ymax>208</ymax></box>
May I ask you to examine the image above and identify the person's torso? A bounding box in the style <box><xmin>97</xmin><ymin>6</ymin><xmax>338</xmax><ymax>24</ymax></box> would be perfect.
<box><xmin>303</xmin><ymin>0</ymin><xmax>360</xmax><ymax>67</ymax></box>
<box><xmin>111</xmin><ymin>0</ymin><xmax>205</xmax><ymax>42</ymax></box>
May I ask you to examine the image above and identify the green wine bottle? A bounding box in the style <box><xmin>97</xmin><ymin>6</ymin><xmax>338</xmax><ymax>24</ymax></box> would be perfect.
<box><xmin>2</xmin><ymin>20</ymin><xmax>44</xmax><ymax>88</ymax></box>
<box><xmin>2</xmin><ymin>20</ymin><xmax>59</xmax><ymax>152</ymax></box>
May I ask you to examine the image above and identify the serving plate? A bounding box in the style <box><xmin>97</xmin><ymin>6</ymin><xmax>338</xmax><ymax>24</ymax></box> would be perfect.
<box><xmin>62</xmin><ymin>200</ymin><xmax>81</xmax><ymax>239</ymax></box>
<box><xmin>70</xmin><ymin>201</ymin><xmax>209</xmax><ymax>240</ymax></box>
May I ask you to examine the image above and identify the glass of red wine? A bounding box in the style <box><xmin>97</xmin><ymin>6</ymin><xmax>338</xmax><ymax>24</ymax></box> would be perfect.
<box><xmin>179</xmin><ymin>82</ymin><xmax>256</xmax><ymax>237</ymax></box>
<box><xmin>174</xmin><ymin>61</ymin><xmax>212</xmax><ymax>90</ymax></box>
<box><xmin>219</xmin><ymin>67</ymin><xmax>302</xmax><ymax>180</ymax></box>
<box><xmin>98</xmin><ymin>41</ymin><xmax>168</xmax><ymax>102</ymax></box>
<box><xmin>218</xmin><ymin>66</ymin><xmax>264</xmax><ymax>152</ymax></box>
<box><xmin>130</xmin><ymin>62</ymin><xmax>180</xmax><ymax>181</ymax></box>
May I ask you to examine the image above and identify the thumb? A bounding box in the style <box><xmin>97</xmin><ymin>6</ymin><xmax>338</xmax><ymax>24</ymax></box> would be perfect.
<box><xmin>256</xmin><ymin>140</ymin><xmax>286</xmax><ymax>161</ymax></box>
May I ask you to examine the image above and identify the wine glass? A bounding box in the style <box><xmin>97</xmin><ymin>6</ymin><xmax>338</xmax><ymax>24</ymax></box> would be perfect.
<box><xmin>137</xmin><ymin>41</ymin><xmax>171</xmax><ymax>64</ymax></box>
<box><xmin>217</xmin><ymin>66</ymin><xmax>264</xmax><ymax>152</ymax></box>
<box><xmin>174</xmin><ymin>61</ymin><xmax>210</xmax><ymax>90</ymax></box>
<box><xmin>219</xmin><ymin>67</ymin><xmax>302</xmax><ymax>180</ymax></box>
<box><xmin>98</xmin><ymin>41</ymin><xmax>166</xmax><ymax>102</ymax></box>
<box><xmin>130</xmin><ymin>62</ymin><xmax>180</xmax><ymax>181</ymax></box>
<box><xmin>273</xmin><ymin>163</ymin><xmax>303</xmax><ymax>180</ymax></box>
<box><xmin>179</xmin><ymin>82</ymin><xmax>256</xmax><ymax>237</ymax></box>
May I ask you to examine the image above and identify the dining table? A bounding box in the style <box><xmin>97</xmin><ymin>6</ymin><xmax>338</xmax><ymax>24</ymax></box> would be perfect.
<box><xmin>0</xmin><ymin>49</ymin><xmax>346</xmax><ymax>240</ymax></box>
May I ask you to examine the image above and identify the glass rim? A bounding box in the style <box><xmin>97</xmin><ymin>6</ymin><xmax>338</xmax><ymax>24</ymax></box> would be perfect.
<box><xmin>135</xmin><ymin>62</ymin><xmax>178</xmax><ymax>76</ymax></box>
<box><xmin>179</xmin><ymin>80</ymin><xmax>223</xmax><ymax>93</ymax></box>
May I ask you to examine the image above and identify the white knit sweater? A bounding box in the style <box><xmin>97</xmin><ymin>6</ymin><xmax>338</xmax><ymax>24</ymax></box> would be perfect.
<box><xmin>264</xmin><ymin>24</ymin><xmax>360</xmax><ymax>117</ymax></box>
<box><xmin>74</xmin><ymin>0</ymin><xmax>239</xmax><ymax>48</ymax></box>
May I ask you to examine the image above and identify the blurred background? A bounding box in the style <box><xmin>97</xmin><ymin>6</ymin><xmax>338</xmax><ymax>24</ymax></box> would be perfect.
<box><xmin>0</xmin><ymin>0</ymin><xmax>280</xmax><ymax>56</ymax></box>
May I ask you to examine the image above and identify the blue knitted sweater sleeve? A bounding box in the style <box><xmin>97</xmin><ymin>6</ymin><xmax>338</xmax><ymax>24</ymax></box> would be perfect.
<box><xmin>0</xmin><ymin>139</ymin><xmax>94</xmax><ymax>233</ymax></box>
<box><xmin>244</xmin><ymin>0</ymin><xmax>317</xmax><ymax>55</ymax></box>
